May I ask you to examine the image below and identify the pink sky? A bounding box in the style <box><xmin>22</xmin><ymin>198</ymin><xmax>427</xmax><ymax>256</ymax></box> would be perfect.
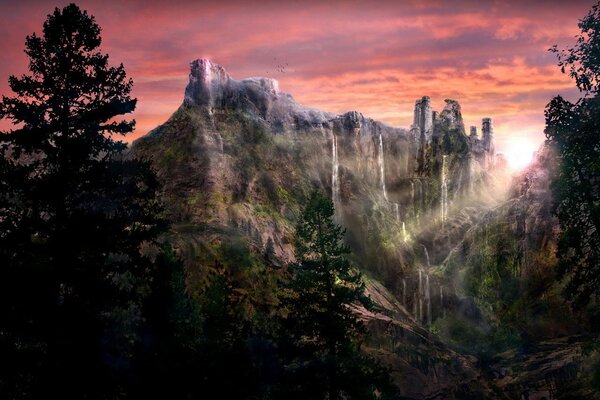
<box><xmin>0</xmin><ymin>0</ymin><xmax>594</xmax><ymax>154</ymax></box>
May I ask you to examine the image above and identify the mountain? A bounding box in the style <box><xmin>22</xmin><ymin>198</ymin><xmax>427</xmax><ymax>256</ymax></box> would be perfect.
<box><xmin>133</xmin><ymin>58</ymin><xmax>502</xmax><ymax>262</ymax></box>
<box><xmin>131</xmin><ymin>59</ymin><xmax>596</xmax><ymax>398</ymax></box>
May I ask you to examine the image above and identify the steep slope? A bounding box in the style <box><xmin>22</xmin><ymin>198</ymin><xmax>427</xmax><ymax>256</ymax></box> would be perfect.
<box><xmin>131</xmin><ymin>59</ymin><xmax>511</xmax><ymax>398</ymax></box>
<box><xmin>438</xmin><ymin>146</ymin><xmax>599</xmax><ymax>399</ymax></box>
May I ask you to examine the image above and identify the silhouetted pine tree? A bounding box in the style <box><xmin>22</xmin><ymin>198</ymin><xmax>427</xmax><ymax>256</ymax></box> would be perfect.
<box><xmin>0</xmin><ymin>4</ymin><xmax>165</xmax><ymax>398</ymax></box>
<box><xmin>277</xmin><ymin>190</ymin><xmax>395</xmax><ymax>400</ymax></box>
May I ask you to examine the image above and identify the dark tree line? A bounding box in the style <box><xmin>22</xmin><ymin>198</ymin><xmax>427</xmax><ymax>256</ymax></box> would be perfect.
<box><xmin>546</xmin><ymin>1</ymin><xmax>600</xmax><ymax>308</ymax></box>
<box><xmin>0</xmin><ymin>4</ymin><xmax>166</xmax><ymax>397</ymax></box>
<box><xmin>0</xmin><ymin>4</ymin><xmax>393</xmax><ymax>399</ymax></box>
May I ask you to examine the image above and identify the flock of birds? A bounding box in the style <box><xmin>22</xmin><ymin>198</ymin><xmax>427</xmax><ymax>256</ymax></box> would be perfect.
<box><xmin>267</xmin><ymin>57</ymin><xmax>289</xmax><ymax>74</ymax></box>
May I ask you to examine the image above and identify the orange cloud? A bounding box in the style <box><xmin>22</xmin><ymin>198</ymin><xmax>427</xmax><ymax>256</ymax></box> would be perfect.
<box><xmin>0</xmin><ymin>0</ymin><xmax>592</xmax><ymax>154</ymax></box>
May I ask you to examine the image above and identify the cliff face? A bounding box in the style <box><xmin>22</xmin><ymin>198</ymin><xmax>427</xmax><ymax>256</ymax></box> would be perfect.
<box><xmin>131</xmin><ymin>59</ymin><xmax>512</xmax><ymax>398</ymax></box>
<box><xmin>133</xmin><ymin>60</ymin><xmax>501</xmax><ymax>264</ymax></box>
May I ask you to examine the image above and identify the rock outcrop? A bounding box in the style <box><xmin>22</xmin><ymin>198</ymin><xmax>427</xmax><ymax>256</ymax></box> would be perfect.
<box><xmin>132</xmin><ymin>57</ymin><xmax>510</xmax><ymax>307</ymax></box>
<box><xmin>131</xmin><ymin>59</ymin><xmax>513</xmax><ymax>398</ymax></box>
<box><xmin>469</xmin><ymin>117</ymin><xmax>496</xmax><ymax>169</ymax></box>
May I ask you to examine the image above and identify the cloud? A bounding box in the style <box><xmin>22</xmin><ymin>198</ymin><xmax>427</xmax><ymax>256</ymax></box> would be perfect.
<box><xmin>0</xmin><ymin>0</ymin><xmax>593</xmax><ymax>153</ymax></box>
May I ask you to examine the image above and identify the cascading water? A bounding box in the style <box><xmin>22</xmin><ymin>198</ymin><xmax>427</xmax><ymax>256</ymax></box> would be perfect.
<box><xmin>378</xmin><ymin>132</ymin><xmax>388</xmax><ymax>202</ymax></box>
<box><xmin>415</xmin><ymin>179</ymin><xmax>422</xmax><ymax>224</ymax></box>
<box><xmin>468</xmin><ymin>158</ymin><xmax>475</xmax><ymax>194</ymax></box>
<box><xmin>332</xmin><ymin>133</ymin><xmax>340</xmax><ymax>219</ymax></box>
<box><xmin>455</xmin><ymin>165</ymin><xmax>463</xmax><ymax>199</ymax></box>
<box><xmin>441</xmin><ymin>155</ymin><xmax>448</xmax><ymax>224</ymax></box>
<box><xmin>394</xmin><ymin>203</ymin><xmax>400</xmax><ymax>222</ymax></box>
<box><xmin>422</xmin><ymin>244</ymin><xmax>430</xmax><ymax>267</ymax></box>
<box><xmin>402</xmin><ymin>222</ymin><xmax>407</xmax><ymax>241</ymax></box>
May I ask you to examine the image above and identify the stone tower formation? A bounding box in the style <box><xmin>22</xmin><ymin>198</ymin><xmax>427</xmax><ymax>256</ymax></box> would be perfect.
<box><xmin>469</xmin><ymin>118</ymin><xmax>496</xmax><ymax>169</ymax></box>
<box><xmin>411</xmin><ymin>96</ymin><xmax>433</xmax><ymax>172</ymax></box>
<box><xmin>411</xmin><ymin>96</ymin><xmax>496</xmax><ymax>172</ymax></box>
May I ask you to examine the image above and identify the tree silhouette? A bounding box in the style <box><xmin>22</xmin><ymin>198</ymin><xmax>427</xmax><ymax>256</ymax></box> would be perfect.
<box><xmin>278</xmin><ymin>190</ymin><xmax>394</xmax><ymax>400</ymax></box>
<box><xmin>546</xmin><ymin>1</ymin><xmax>600</xmax><ymax>307</ymax></box>
<box><xmin>0</xmin><ymin>4</ymin><xmax>165</xmax><ymax>397</ymax></box>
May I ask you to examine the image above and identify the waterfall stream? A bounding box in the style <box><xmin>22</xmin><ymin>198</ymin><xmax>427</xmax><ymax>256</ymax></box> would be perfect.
<box><xmin>422</xmin><ymin>244</ymin><xmax>430</xmax><ymax>267</ymax></box>
<box><xmin>441</xmin><ymin>155</ymin><xmax>448</xmax><ymax>224</ymax></box>
<box><xmin>394</xmin><ymin>203</ymin><xmax>400</xmax><ymax>222</ymax></box>
<box><xmin>332</xmin><ymin>133</ymin><xmax>340</xmax><ymax>218</ymax></box>
<box><xmin>378</xmin><ymin>132</ymin><xmax>388</xmax><ymax>202</ymax></box>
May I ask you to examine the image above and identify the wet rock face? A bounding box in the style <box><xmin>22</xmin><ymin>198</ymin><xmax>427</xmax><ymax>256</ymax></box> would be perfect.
<box><xmin>134</xmin><ymin>59</ymin><xmax>506</xmax><ymax>263</ymax></box>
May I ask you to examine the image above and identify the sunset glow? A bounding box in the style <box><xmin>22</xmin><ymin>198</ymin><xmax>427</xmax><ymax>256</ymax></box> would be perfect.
<box><xmin>0</xmin><ymin>0</ymin><xmax>592</xmax><ymax>154</ymax></box>
<box><xmin>504</xmin><ymin>137</ymin><xmax>538</xmax><ymax>171</ymax></box>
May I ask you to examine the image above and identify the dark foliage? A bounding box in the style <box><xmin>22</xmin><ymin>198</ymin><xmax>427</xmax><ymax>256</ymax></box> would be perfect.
<box><xmin>550</xmin><ymin>2</ymin><xmax>600</xmax><ymax>96</ymax></box>
<box><xmin>277</xmin><ymin>190</ymin><xmax>395</xmax><ymax>400</ymax></box>
<box><xmin>545</xmin><ymin>96</ymin><xmax>600</xmax><ymax>307</ymax></box>
<box><xmin>546</xmin><ymin>1</ymin><xmax>600</xmax><ymax>307</ymax></box>
<box><xmin>0</xmin><ymin>4</ymin><xmax>165</xmax><ymax>398</ymax></box>
<box><xmin>134</xmin><ymin>254</ymin><xmax>268</xmax><ymax>399</ymax></box>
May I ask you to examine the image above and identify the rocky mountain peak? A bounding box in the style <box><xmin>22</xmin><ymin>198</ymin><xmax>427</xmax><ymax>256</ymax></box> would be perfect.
<box><xmin>241</xmin><ymin>76</ymin><xmax>279</xmax><ymax>94</ymax></box>
<box><xmin>184</xmin><ymin>59</ymin><xmax>281</xmax><ymax>109</ymax></box>
<box><xmin>184</xmin><ymin>59</ymin><xmax>230</xmax><ymax>106</ymax></box>
<box><xmin>439</xmin><ymin>99</ymin><xmax>463</xmax><ymax>126</ymax></box>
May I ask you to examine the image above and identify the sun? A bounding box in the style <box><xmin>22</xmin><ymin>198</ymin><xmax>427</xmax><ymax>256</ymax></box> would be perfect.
<box><xmin>504</xmin><ymin>138</ymin><xmax>537</xmax><ymax>171</ymax></box>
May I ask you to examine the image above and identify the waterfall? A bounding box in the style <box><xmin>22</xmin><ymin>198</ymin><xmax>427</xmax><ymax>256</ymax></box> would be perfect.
<box><xmin>402</xmin><ymin>278</ymin><xmax>407</xmax><ymax>307</ymax></box>
<box><xmin>425</xmin><ymin>273</ymin><xmax>431</xmax><ymax>326</ymax></box>
<box><xmin>378</xmin><ymin>132</ymin><xmax>388</xmax><ymax>202</ymax></box>
<box><xmin>415</xmin><ymin>179</ymin><xmax>422</xmax><ymax>224</ymax></box>
<box><xmin>468</xmin><ymin>158</ymin><xmax>475</xmax><ymax>194</ymax></box>
<box><xmin>441</xmin><ymin>155</ymin><xmax>448</xmax><ymax>224</ymax></box>
<box><xmin>455</xmin><ymin>165</ymin><xmax>464</xmax><ymax>198</ymax></box>
<box><xmin>394</xmin><ymin>203</ymin><xmax>400</xmax><ymax>222</ymax></box>
<box><xmin>332</xmin><ymin>133</ymin><xmax>340</xmax><ymax>218</ymax></box>
<box><xmin>402</xmin><ymin>222</ymin><xmax>407</xmax><ymax>241</ymax></box>
<box><xmin>422</xmin><ymin>244</ymin><xmax>430</xmax><ymax>267</ymax></box>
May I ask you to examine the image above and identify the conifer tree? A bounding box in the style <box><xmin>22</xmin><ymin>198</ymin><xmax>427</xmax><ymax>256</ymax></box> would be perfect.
<box><xmin>279</xmin><ymin>190</ymin><xmax>394</xmax><ymax>399</ymax></box>
<box><xmin>0</xmin><ymin>4</ymin><xmax>165</xmax><ymax>397</ymax></box>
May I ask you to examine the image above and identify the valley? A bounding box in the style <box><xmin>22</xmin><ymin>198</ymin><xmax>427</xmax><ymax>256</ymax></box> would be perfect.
<box><xmin>131</xmin><ymin>59</ymin><xmax>598</xmax><ymax>398</ymax></box>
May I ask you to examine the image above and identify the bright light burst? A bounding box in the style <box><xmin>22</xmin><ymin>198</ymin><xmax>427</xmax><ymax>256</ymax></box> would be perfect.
<box><xmin>504</xmin><ymin>137</ymin><xmax>537</xmax><ymax>171</ymax></box>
